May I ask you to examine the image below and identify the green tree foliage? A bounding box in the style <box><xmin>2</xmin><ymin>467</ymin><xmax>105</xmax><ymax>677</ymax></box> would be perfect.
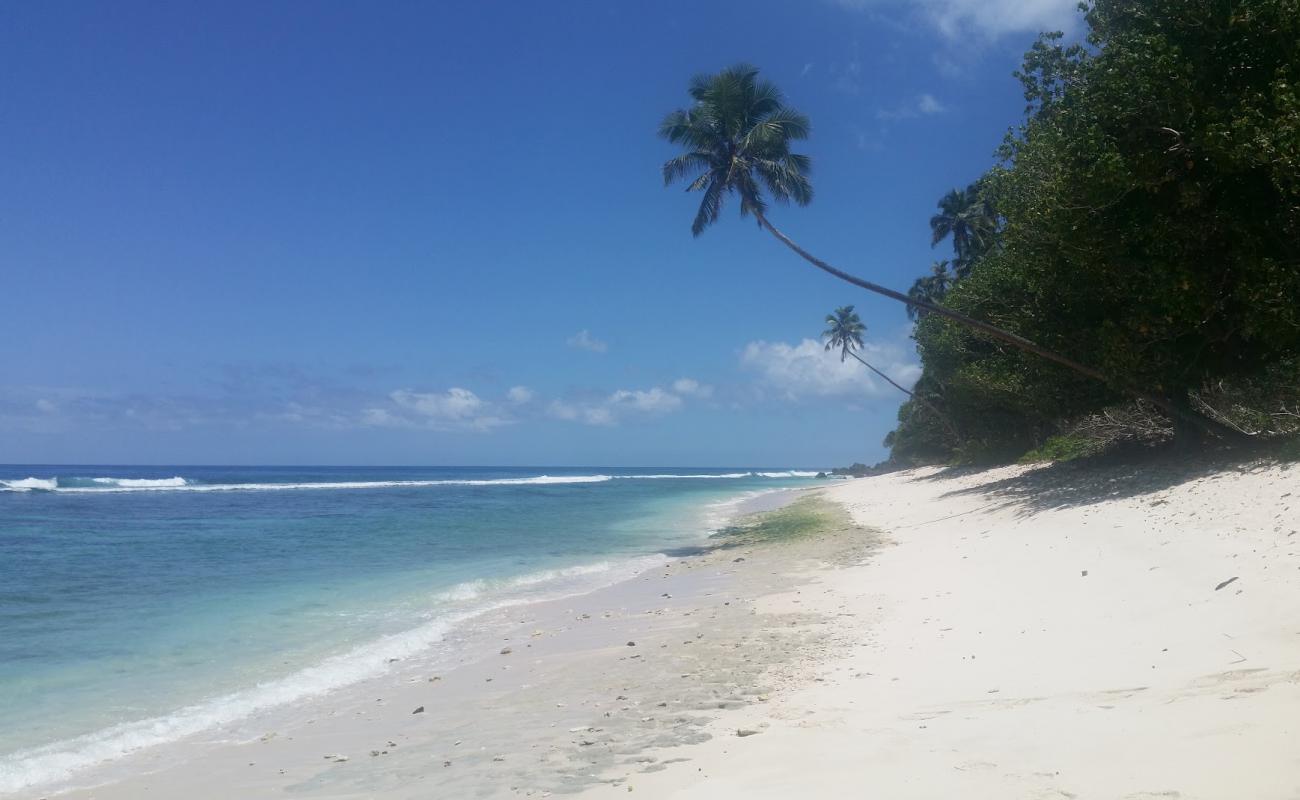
<box><xmin>906</xmin><ymin>261</ymin><xmax>956</xmax><ymax>320</ymax></box>
<box><xmin>658</xmin><ymin>64</ymin><xmax>812</xmax><ymax>235</ymax></box>
<box><xmin>891</xmin><ymin>0</ymin><xmax>1300</xmax><ymax>462</ymax></box>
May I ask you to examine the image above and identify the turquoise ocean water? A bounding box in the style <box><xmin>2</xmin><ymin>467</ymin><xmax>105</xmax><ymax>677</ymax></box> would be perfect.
<box><xmin>0</xmin><ymin>465</ymin><xmax>823</xmax><ymax>793</ymax></box>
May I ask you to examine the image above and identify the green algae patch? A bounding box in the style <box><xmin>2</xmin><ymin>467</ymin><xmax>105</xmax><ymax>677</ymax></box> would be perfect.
<box><xmin>712</xmin><ymin>496</ymin><xmax>851</xmax><ymax>546</ymax></box>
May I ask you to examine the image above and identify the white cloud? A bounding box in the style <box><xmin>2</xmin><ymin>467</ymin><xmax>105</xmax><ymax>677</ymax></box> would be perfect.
<box><xmin>506</xmin><ymin>385</ymin><xmax>535</xmax><ymax>404</ymax></box>
<box><xmin>672</xmin><ymin>378</ymin><xmax>714</xmax><ymax>398</ymax></box>
<box><xmin>832</xmin><ymin>0</ymin><xmax>1080</xmax><ymax>40</ymax></box>
<box><xmin>566</xmin><ymin>329</ymin><xmax>608</xmax><ymax>354</ymax></box>
<box><xmin>548</xmin><ymin>380</ymin><xmax>706</xmax><ymax>427</ymax></box>
<box><xmin>547</xmin><ymin>399</ymin><xmax>616</xmax><ymax>427</ymax></box>
<box><xmin>740</xmin><ymin>338</ymin><xmax>921</xmax><ymax>401</ymax></box>
<box><xmin>917</xmin><ymin>93</ymin><xmax>946</xmax><ymax>114</ymax></box>
<box><xmin>392</xmin><ymin>387</ymin><xmax>483</xmax><ymax>419</ymax></box>
<box><xmin>610</xmin><ymin>387</ymin><xmax>683</xmax><ymax>414</ymax></box>
<box><xmin>365</xmin><ymin>387</ymin><xmax>509</xmax><ymax>432</ymax></box>
<box><xmin>360</xmin><ymin>407</ymin><xmax>400</xmax><ymax>427</ymax></box>
<box><xmin>877</xmin><ymin>93</ymin><xmax>948</xmax><ymax>121</ymax></box>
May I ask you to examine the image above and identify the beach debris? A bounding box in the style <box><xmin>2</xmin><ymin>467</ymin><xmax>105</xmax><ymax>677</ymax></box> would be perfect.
<box><xmin>1081</xmin><ymin>570</ymin><xmax>1088</xmax><ymax>577</ymax></box>
<box><xmin>627</xmin><ymin>641</ymin><xmax>637</xmax><ymax>647</ymax></box>
<box><xmin>428</xmin><ymin>676</ymin><xmax>441</xmax><ymax>682</ymax></box>
<box><xmin>733</xmin><ymin>557</ymin><xmax>745</xmax><ymax>563</ymax></box>
<box><xmin>412</xmin><ymin>706</ymin><xmax>425</xmax><ymax>714</ymax></box>
<box><xmin>323</xmin><ymin>754</ymin><xmax>348</xmax><ymax>762</ymax></box>
<box><xmin>1215</xmin><ymin>576</ymin><xmax>1239</xmax><ymax>591</ymax></box>
<box><xmin>493</xmin><ymin>755</ymin><xmax>506</xmax><ymax>762</ymax></box>
<box><xmin>500</xmin><ymin>647</ymin><xmax>512</xmax><ymax>655</ymax></box>
<box><xmin>736</xmin><ymin>729</ymin><xmax>761</xmax><ymax>737</ymax></box>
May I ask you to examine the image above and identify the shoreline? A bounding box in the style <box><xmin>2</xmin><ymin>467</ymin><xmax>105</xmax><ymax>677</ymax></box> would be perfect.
<box><xmin>18</xmin><ymin>484</ymin><xmax>838</xmax><ymax>799</ymax></box>
<box><xmin>29</xmin><ymin>453</ymin><xmax>1300</xmax><ymax>798</ymax></box>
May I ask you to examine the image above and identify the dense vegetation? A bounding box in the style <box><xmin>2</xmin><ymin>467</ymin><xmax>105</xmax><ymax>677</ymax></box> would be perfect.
<box><xmin>660</xmin><ymin>0</ymin><xmax>1298</xmax><ymax>465</ymax></box>
<box><xmin>889</xmin><ymin>0</ymin><xmax>1300</xmax><ymax>463</ymax></box>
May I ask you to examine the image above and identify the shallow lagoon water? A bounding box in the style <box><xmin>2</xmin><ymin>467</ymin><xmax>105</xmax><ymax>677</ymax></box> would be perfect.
<box><xmin>0</xmin><ymin>465</ymin><xmax>822</xmax><ymax>793</ymax></box>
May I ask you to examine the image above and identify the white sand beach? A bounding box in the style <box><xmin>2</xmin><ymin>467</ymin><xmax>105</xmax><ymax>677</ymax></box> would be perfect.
<box><xmin>48</xmin><ymin>456</ymin><xmax>1300</xmax><ymax>799</ymax></box>
<box><xmin>579</xmin><ymin>456</ymin><xmax>1300</xmax><ymax>799</ymax></box>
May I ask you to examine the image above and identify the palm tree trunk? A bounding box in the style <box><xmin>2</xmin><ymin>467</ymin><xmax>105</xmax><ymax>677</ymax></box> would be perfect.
<box><xmin>752</xmin><ymin>211</ymin><xmax>1242</xmax><ymax>441</ymax></box>
<box><xmin>846</xmin><ymin>350</ymin><xmax>960</xmax><ymax>442</ymax></box>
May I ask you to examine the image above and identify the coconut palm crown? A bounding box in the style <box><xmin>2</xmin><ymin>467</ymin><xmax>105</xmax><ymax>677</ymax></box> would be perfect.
<box><xmin>930</xmin><ymin>184</ymin><xmax>998</xmax><ymax>275</ymax></box>
<box><xmin>822</xmin><ymin>305</ymin><xmax>866</xmax><ymax>363</ymax></box>
<box><xmin>659</xmin><ymin>64</ymin><xmax>812</xmax><ymax>236</ymax></box>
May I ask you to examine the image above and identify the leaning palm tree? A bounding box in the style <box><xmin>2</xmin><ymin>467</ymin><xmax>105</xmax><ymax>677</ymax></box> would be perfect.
<box><xmin>658</xmin><ymin>63</ymin><xmax>1232</xmax><ymax>439</ymax></box>
<box><xmin>823</xmin><ymin>305</ymin><xmax>957</xmax><ymax>439</ymax></box>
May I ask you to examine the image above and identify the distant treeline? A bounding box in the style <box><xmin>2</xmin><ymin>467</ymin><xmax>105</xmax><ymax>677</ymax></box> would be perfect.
<box><xmin>888</xmin><ymin>0</ymin><xmax>1300</xmax><ymax>463</ymax></box>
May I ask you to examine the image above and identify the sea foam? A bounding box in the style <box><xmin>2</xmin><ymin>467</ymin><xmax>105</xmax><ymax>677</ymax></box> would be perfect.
<box><xmin>1</xmin><ymin>472</ymin><xmax>822</xmax><ymax>494</ymax></box>
<box><xmin>0</xmin><ymin>477</ymin><xmax>58</xmax><ymax>491</ymax></box>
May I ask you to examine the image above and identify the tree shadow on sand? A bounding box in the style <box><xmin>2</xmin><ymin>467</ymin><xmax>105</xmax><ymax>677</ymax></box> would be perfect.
<box><xmin>914</xmin><ymin>442</ymin><xmax>1294</xmax><ymax>518</ymax></box>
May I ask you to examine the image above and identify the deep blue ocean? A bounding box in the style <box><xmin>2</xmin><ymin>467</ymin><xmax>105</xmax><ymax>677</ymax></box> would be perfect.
<box><xmin>0</xmin><ymin>465</ymin><xmax>823</xmax><ymax>793</ymax></box>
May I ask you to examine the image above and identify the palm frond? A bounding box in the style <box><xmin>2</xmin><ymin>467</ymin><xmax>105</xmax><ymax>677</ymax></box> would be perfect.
<box><xmin>734</xmin><ymin>170</ymin><xmax>767</xmax><ymax>221</ymax></box>
<box><xmin>745</xmin><ymin>79</ymin><xmax>784</xmax><ymax>121</ymax></box>
<box><xmin>658</xmin><ymin>110</ymin><xmax>693</xmax><ymax>144</ymax></box>
<box><xmin>662</xmin><ymin>152</ymin><xmax>713</xmax><ymax>187</ymax></box>
<box><xmin>753</xmin><ymin>158</ymin><xmax>813</xmax><ymax>206</ymax></box>
<box><xmin>752</xmin><ymin>106</ymin><xmax>811</xmax><ymax>142</ymax></box>
<box><xmin>691</xmin><ymin>178</ymin><xmax>726</xmax><ymax>237</ymax></box>
<box><xmin>685</xmin><ymin>170</ymin><xmax>714</xmax><ymax>192</ymax></box>
<box><xmin>661</xmin><ymin>64</ymin><xmax>814</xmax><ymax>235</ymax></box>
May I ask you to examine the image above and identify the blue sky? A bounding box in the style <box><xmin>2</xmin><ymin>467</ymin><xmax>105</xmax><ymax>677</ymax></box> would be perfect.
<box><xmin>1</xmin><ymin>0</ymin><xmax>1082</xmax><ymax>467</ymax></box>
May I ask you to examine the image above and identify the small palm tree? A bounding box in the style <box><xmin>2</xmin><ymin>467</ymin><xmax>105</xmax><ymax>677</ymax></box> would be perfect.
<box><xmin>906</xmin><ymin>261</ymin><xmax>955</xmax><ymax>321</ymax></box>
<box><xmin>929</xmin><ymin>188</ymin><xmax>977</xmax><ymax>258</ymax></box>
<box><xmin>822</xmin><ymin>305</ymin><xmax>957</xmax><ymax>439</ymax></box>
<box><xmin>658</xmin><ymin>64</ymin><xmax>1231</xmax><ymax>439</ymax></box>
<box><xmin>930</xmin><ymin>184</ymin><xmax>998</xmax><ymax>277</ymax></box>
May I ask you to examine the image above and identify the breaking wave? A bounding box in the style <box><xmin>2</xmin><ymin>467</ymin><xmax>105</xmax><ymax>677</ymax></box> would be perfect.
<box><xmin>1</xmin><ymin>471</ymin><xmax>822</xmax><ymax>494</ymax></box>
